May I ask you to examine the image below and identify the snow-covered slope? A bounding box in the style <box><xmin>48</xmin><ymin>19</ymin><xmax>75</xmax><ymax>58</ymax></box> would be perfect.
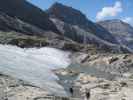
<box><xmin>0</xmin><ymin>44</ymin><xmax>71</xmax><ymax>96</ymax></box>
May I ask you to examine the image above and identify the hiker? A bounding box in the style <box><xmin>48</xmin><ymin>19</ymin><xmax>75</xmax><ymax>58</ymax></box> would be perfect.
<box><xmin>86</xmin><ymin>91</ymin><xmax>90</xmax><ymax>99</ymax></box>
<box><xmin>83</xmin><ymin>89</ymin><xmax>90</xmax><ymax>100</ymax></box>
<box><xmin>69</xmin><ymin>87</ymin><xmax>73</xmax><ymax>97</ymax></box>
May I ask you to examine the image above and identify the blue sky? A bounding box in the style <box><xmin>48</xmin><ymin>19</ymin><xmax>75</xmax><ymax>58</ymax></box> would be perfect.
<box><xmin>27</xmin><ymin>0</ymin><xmax>133</xmax><ymax>25</ymax></box>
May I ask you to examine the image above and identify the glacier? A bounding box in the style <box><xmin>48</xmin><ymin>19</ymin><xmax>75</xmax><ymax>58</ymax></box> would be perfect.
<box><xmin>0</xmin><ymin>44</ymin><xmax>71</xmax><ymax>96</ymax></box>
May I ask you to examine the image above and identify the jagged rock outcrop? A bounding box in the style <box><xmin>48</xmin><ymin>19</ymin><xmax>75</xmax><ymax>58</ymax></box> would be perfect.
<box><xmin>97</xmin><ymin>19</ymin><xmax>133</xmax><ymax>49</ymax></box>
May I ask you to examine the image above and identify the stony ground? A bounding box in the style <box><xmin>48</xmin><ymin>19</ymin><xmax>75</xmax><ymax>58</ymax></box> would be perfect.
<box><xmin>77</xmin><ymin>74</ymin><xmax>133</xmax><ymax>100</ymax></box>
<box><xmin>56</xmin><ymin>69</ymin><xmax>133</xmax><ymax>100</ymax></box>
<box><xmin>0</xmin><ymin>73</ymin><xmax>50</xmax><ymax>100</ymax></box>
<box><xmin>1</xmin><ymin>53</ymin><xmax>133</xmax><ymax>100</ymax></box>
<box><xmin>0</xmin><ymin>73</ymin><xmax>82</xmax><ymax>100</ymax></box>
<box><xmin>55</xmin><ymin>53</ymin><xmax>133</xmax><ymax>100</ymax></box>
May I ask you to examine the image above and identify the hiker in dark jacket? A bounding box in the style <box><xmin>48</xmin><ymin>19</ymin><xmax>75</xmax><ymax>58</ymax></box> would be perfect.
<box><xmin>86</xmin><ymin>91</ymin><xmax>90</xmax><ymax>99</ymax></box>
<box><xmin>69</xmin><ymin>87</ymin><xmax>73</xmax><ymax>97</ymax></box>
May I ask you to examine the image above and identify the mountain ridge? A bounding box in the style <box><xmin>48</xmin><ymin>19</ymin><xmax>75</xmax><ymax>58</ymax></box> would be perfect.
<box><xmin>97</xmin><ymin>19</ymin><xmax>133</xmax><ymax>49</ymax></box>
<box><xmin>0</xmin><ymin>0</ymin><xmax>60</xmax><ymax>34</ymax></box>
<box><xmin>46</xmin><ymin>2</ymin><xmax>118</xmax><ymax>44</ymax></box>
<box><xmin>0</xmin><ymin>1</ymin><xmax>131</xmax><ymax>53</ymax></box>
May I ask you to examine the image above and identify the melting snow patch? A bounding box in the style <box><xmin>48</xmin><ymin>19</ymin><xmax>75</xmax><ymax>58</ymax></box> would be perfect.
<box><xmin>0</xmin><ymin>44</ymin><xmax>71</xmax><ymax>96</ymax></box>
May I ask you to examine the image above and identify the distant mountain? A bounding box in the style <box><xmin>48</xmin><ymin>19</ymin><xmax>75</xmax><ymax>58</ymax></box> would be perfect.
<box><xmin>0</xmin><ymin>0</ymin><xmax>60</xmax><ymax>34</ymax></box>
<box><xmin>46</xmin><ymin>2</ymin><xmax>118</xmax><ymax>44</ymax></box>
<box><xmin>97</xmin><ymin>19</ymin><xmax>133</xmax><ymax>49</ymax></box>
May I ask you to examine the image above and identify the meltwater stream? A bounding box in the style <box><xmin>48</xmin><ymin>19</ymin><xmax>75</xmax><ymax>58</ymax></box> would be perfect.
<box><xmin>0</xmin><ymin>44</ymin><xmax>71</xmax><ymax>96</ymax></box>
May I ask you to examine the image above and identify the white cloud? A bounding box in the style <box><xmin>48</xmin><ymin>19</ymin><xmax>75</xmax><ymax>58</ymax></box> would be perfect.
<box><xmin>96</xmin><ymin>1</ymin><xmax>123</xmax><ymax>21</ymax></box>
<box><xmin>122</xmin><ymin>17</ymin><xmax>133</xmax><ymax>26</ymax></box>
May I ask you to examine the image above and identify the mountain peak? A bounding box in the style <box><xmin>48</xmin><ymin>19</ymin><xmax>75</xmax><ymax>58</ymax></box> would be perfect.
<box><xmin>47</xmin><ymin>2</ymin><xmax>87</xmax><ymax>26</ymax></box>
<box><xmin>47</xmin><ymin>3</ymin><xmax>119</xmax><ymax>44</ymax></box>
<box><xmin>51</xmin><ymin>2</ymin><xmax>64</xmax><ymax>7</ymax></box>
<box><xmin>97</xmin><ymin>19</ymin><xmax>133</xmax><ymax>29</ymax></box>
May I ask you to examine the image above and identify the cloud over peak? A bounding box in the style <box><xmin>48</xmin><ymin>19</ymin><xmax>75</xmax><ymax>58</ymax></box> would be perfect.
<box><xmin>96</xmin><ymin>1</ymin><xmax>123</xmax><ymax>21</ymax></box>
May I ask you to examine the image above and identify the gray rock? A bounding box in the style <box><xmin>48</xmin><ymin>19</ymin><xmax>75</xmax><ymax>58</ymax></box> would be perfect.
<box><xmin>0</xmin><ymin>0</ymin><xmax>60</xmax><ymax>34</ymax></box>
<box><xmin>97</xmin><ymin>19</ymin><xmax>133</xmax><ymax>50</ymax></box>
<box><xmin>46</xmin><ymin>2</ymin><xmax>118</xmax><ymax>44</ymax></box>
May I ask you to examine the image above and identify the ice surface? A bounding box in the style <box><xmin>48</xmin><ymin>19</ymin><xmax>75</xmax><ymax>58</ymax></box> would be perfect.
<box><xmin>0</xmin><ymin>44</ymin><xmax>71</xmax><ymax>96</ymax></box>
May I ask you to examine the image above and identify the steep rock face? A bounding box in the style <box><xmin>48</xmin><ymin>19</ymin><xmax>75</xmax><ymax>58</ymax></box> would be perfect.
<box><xmin>0</xmin><ymin>0</ymin><xmax>60</xmax><ymax>34</ymax></box>
<box><xmin>50</xmin><ymin>18</ymin><xmax>131</xmax><ymax>53</ymax></box>
<box><xmin>97</xmin><ymin>19</ymin><xmax>133</xmax><ymax>49</ymax></box>
<box><xmin>46</xmin><ymin>3</ymin><xmax>131</xmax><ymax>53</ymax></box>
<box><xmin>0</xmin><ymin>11</ymin><xmax>46</xmax><ymax>35</ymax></box>
<box><xmin>47</xmin><ymin>2</ymin><xmax>118</xmax><ymax>44</ymax></box>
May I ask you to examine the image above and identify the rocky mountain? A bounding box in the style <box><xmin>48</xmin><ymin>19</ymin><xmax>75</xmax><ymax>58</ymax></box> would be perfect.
<box><xmin>46</xmin><ymin>3</ymin><xmax>132</xmax><ymax>53</ymax></box>
<box><xmin>46</xmin><ymin>2</ymin><xmax>118</xmax><ymax>44</ymax></box>
<box><xmin>0</xmin><ymin>11</ymin><xmax>45</xmax><ymax>35</ymax></box>
<box><xmin>97</xmin><ymin>19</ymin><xmax>133</xmax><ymax>49</ymax></box>
<box><xmin>0</xmin><ymin>1</ymin><xmax>129</xmax><ymax>53</ymax></box>
<box><xmin>0</xmin><ymin>0</ymin><xmax>60</xmax><ymax>34</ymax></box>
